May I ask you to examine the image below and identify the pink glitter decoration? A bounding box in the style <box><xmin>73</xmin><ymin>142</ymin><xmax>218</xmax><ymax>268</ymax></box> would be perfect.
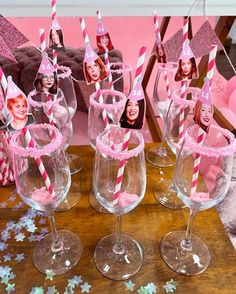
<box><xmin>190</xmin><ymin>192</ymin><xmax>210</xmax><ymax>202</ymax></box>
<box><xmin>0</xmin><ymin>35</ymin><xmax>17</xmax><ymax>62</ymax></box>
<box><xmin>117</xmin><ymin>192</ymin><xmax>139</xmax><ymax>208</ymax></box>
<box><xmin>0</xmin><ymin>14</ymin><xmax>29</xmax><ymax>50</ymax></box>
<box><xmin>164</xmin><ymin>28</ymin><xmax>183</xmax><ymax>63</ymax></box>
<box><xmin>191</xmin><ymin>21</ymin><xmax>224</xmax><ymax>59</ymax></box>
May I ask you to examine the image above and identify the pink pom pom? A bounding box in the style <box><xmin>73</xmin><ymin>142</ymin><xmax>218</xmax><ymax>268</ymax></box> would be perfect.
<box><xmin>225</xmin><ymin>75</ymin><xmax>236</xmax><ymax>104</ymax></box>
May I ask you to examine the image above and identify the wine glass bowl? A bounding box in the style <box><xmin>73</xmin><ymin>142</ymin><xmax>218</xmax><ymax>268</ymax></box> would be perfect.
<box><xmin>93</xmin><ymin>127</ymin><xmax>146</xmax><ymax>280</ymax></box>
<box><xmin>10</xmin><ymin>124</ymin><xmax>83</xmax><ymax>275</ymax></box>
<box><xmin>160</xmin><ymin>124</ymin><xmax>236</xmax><ymax>276</ymax></box>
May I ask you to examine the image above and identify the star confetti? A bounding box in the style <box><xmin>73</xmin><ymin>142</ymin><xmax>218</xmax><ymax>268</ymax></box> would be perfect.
<box><xmin>47</xmin><ymin>286</ymin><xmax>58</xmax><ymax>294</ymax></box>
<box><xmin>163</xmin><ymin>279</ymin><xmax>177</xmax><ymax>293</ymax></box>
<box><xmin>64</xmin><ymin>287</ymin><xmax>75</xmax><ymax>294</ymax></box>
<box><xmin>46</xmin><ymin>269</ymin><xmax>55</xmax><ymax>281</ymax></box>
<box><xmin>15</xmin><ymin>253</ymin><xmax>25</xmax><ymax>262</ymax></box>
<box><xmin>28</xmin><ymin>235</ymin><xmax>37</xmax><ymax>242</ymax></box>
<box><xmin>15</xmin><ymin>232</ymin><xmax>25</xmax><ymax>242</ymax></box>
<box><xmin>125</xmin><ymin>280</ymin><xmax>135</xmax><ymax>291</ymax></box>
<box><xmin>137</xmin><ymin>286</ymin><xmax>149</xmax><ymax>294</ymax></box>
<box><xmin>144</xmin><ymin>283</ymin><xmax>157</xmax><ymax>293</ymax></box>
<box><xmin>80</xmin><ymin>282</ymin><xmax>92</xmax><ymax>293</ymax></box>
<box><xmin>39</xmin><ymin>218</ymin><xmax>46</xmax><ymax>225</ymax></box>
<box><xmin>0</xmin><ymin>242</ymin><xmax>8</xmax><ymax>251</ymax></box>
<box><xmin>71</xmin><ymin>275</ymin><xmax>83</xmax><ymax>285</ymax></box>
<box><xmin>29</xmin><ymin>287</ymin><xmax>44</xmax><ymax>294</ymax></box>
<box><xmin>6</xmin><ymin>283</ymin><xmax>15</xmax><ymax>293</ymax></box>
<box><xmin>3</xmin><ymin>254</ymin><xmax>12</xmax><ymax>262</ymax></box>
<box><xmin>0</xmin><ymin>202</ymin><xmax>8</xmax><ymax>208</ymax></box>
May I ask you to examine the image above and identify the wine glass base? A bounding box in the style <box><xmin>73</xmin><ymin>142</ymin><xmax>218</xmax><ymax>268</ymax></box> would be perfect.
<box><xmin>89</xmin><ymin>189</ymin><xmax>110</xmax><ymax>213</ymax></box>
<box><xmin>56</xmin><ymin>181</ymin><xmax>81</xmax><ymax>211</ymax></box>
<box><xmin>160</xmin><ymin>231</ymin><xmax>211</xmax><ymax>276</ymax></box>
<box><xmin>94</xmin><ymin>233</ymin><xmax>143</xmax><ymax>281</ymax></box>
<box><xmin>33</xmin><ymin>230</ymin><xmax>82</xmax><ymax>275</ymax></box>
<box><xmin>146</xmin><ymin>147</ymin><xmax>176</xmax><ymax>167</ymax></box>
<box><xmin>153</xmin><ymin>179</ymin><xmax>185</xmax><ymax>209</ymax></box>
<box><xmin>66</xmin><ymin>153</ymin><xmax>83</xmax><ymax>175</ymax></box>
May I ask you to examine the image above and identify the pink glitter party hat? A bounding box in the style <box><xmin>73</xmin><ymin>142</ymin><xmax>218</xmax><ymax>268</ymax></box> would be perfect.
<box><xmin>128</xmin><ymin>82</ymin><xmax>145</xmax><ymax>101</ymax></box>
<box><xmin>51</xmin><ymin>17</ymin><xmax>61</xmax><ymax>31</ymax></box>
<box><xmin>84</xmin><ymin>45</ymin><xmax>99</xmax><ymax>63</ymax></box>
<box><xmin>6</xmin><ymin>76</ymin><xmax>25</xmax><ymax>99</ymax></box>
<box><xmin>96</xmin><ymin>21</ymin><xmax>108</xmax><ymax>36</ymax></box>
<box><xmin>179</xmin><ymin>43</ymin><xmax>195</xmax><ymax>61</ymax></box>
<box><xmin>38</xmin><ymin>53</ymin><xmax>55</xmax><ymax>75</ymax></box>
<box><xmin>199</xmin><ymin>78</ymin><xmax>212</xmax><ymax>105</ymax></box>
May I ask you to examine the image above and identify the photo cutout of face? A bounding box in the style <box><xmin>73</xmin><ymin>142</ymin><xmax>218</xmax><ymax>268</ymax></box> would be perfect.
<box><xmin>5</xmin><ymin>77</ymin><xmax>34</xmax><ymax>132</ymax></box>
<box><xmin>156</xmin><ymin>42</ymin><xmax>167</xmax><ymax>64</ymax></box>
<box><xmin>96</xmin><ymin>21</ymin><xmax>114</xmax><ymax>54</ymax></box>
<box><xmin>33</xmin><ymin>53</ymin><xmax>58</xmax><ymax>95</ymax></box>
<box><xmin>49</xmin><ymin>17</ymin><xmax>65</xmax><ymax>52</ymax></box>
<box><xmin>175</xmin><ymin>43</ymin><xmax>198</xmax><ymax>82</ymax></box>
<box><xmin>193</xmin><ymin>78</ymin><xmax>213</xmax><ymax>133</ymax></box>
<box><xmin>120</xmin><ymin>82</ymin><xmax>145</xmax><ymax>130</ymax></box>
<box><xmin>83</xmin><ymin>46</ymin><xmax>108</xmax><ymax>85</ymax></box>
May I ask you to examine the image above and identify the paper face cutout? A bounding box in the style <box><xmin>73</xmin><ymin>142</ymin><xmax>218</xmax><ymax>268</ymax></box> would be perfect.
<box><xmin>119</xmin><ymin>82</ymin><xmax>146</xmax><ymax>130</ymax></box>
<box><xmin>155</xmin><ymin>41</ymin><xmax>167</xmax><ymax>64</ymax></box>
<box><xmin>49</xmin><ymin>17</ymin><xmax>65</xmax><ymax>52</ymax></box>
<box><xmin>193</xmin><ymin>78</ymin><xmax>213</xmax><ymax>133</ymax></box>
<box><xmin>34</xmin><ymin>53</ymin><xmax>58</xmax><ymax>95</ymax></box>
<box><xmin>175</xmin><ymin>43</ymin><xmax>199</xmax><ymax>81</ymax></box>
<box><xmin>96</xmin><ymin>21</ymin><xmax>114</xmax><ymax>54</ymax></box>
<box><xmin>83</xmin><ymin>46</ymin><xmax>108</xmax><ymax>85</ymax></box>
<box><xmin>5</xmin><ymin>77</ymin><xmax>34</xmax><ymax>132</ymax></box>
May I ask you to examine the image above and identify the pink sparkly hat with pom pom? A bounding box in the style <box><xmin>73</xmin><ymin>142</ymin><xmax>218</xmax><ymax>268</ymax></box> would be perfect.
<box><xmin>38</xmin><ymin>53</ymin><xmax>55</xmax><ymax>75</ymax></box>
<box><xmin>179</xmin><ymin>43</ymin><xmax>195</xmax><ymax>61</ymax></box>
<box><xmin>51</xmin><ymin>17</ymin><xmax>61</xmax><ymax>30</ymax></box>
<box><xmin>96</xmin><ymin>21</ymin><xmax>108</xmax><ymax>36</ymax></box>
<box><xmin>6</xmin><ymin>76</ymin><xmax>26</xmax><ymax>100</ymax></box>
<box><xmin>84</xmin><ymin>45</ymin><xmax>99</xmax><ymax>63</ymax></box>
<box><xmin>199</xmin><ymin>78</ymin><xmax>212</xmax><ymax>105</ymax></box>
<box><xmin>128</xmin><ymin>82</ymin><xmax>145</xmax><ymax>101</ymax></box>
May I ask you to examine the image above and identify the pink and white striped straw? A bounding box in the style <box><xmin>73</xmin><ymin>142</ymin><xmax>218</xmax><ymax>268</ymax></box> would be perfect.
<box><xmin>79</xmin><ymin>17</ymin><xmax>109</xmax><ymax>129</ymax></box>
<box><xmin>179</xmin><ymin>18</ymin><xmax>189</xmax><ymax>143</ymax></box>
<box><xmin>190</xmin><ymin>45</ymin><xmax>217</xmax><ymax>195</ymax></box>
<box><xmin>0</xmin><ymin>66</ymin><xmax>7</xmax><ymax>95</ymax></box>
<box><xmin>22</xmin><ymin>127</ymin><xmax>56</xmax><ymax>198</ymax></box>
<box><xmin>153</xmin><ymin>10</ymin><xmax>161</xmax><ymax>40</ymax></box>
<box><xmin>113</xmin><ymin>46</ymin><xmax>146</xmax><ymax>205</ymax></box>
<box><xmin>51</xmin><ymin>0</ymin><xmax>57</xmax><ymax>22</ymax></box>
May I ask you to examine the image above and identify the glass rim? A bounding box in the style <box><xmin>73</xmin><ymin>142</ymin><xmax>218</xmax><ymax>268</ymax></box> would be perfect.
<box><xmin>89</xmin><ymin>89</ymin><xmax>127</xmax><ymax>110</ymax></box>
<box><xmin>10</xmin><ymin>124</ymin><xmax>63</xmax><ymax>158</ymax></box>
<box><xmin>184</xmin><ymin>124</ymin><xmax>236</xmax><ymax>158</ymax></box>
<box><xmin>109</xmin><ymin>62</ymin><xmax>132</xmax><ymax>74</ymax></box>
<box><xmin>96</xmin><ymin>128</ymin><xmax>145</xmax><ymax>160</ymax></box>
<box><xmin>27</xmin><ymin>88</ymin><xmax>64</xmax><ymax>108</ymax></box>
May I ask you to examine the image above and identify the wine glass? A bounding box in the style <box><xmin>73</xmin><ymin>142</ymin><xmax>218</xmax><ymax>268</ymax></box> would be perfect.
<box><xmin>160</xmin><ymin>124</ymin><xmax>236</xmax><ymax>275</ymax></box>
<box><xmin>58</xmin><ymin>73</ymin><xmax>83</xmax><ymax>174</ymax></box>
<box><xmin>28</xmin><ymin>89</ymin><xmax>81</xmax><ymax>211</ymax></box>
<box><xmin>154</xmin><ymin>86</ymin><xmax>199</xmax><ymax>209</ymax></box>
<box><xmin>93</xmin><ymin>127</ymin><xmax>146</xmax><ymax>280</ymax></box>
<box><xmin>146</xmin><ymin>63</ymin><xmax>177</xmax><ymax>167</ymax></box>
<box><xmin>10</xmin><ymin>124</ymin><xmax>82</xmax><ymax>275</ymax></box>
<box><xmin>88</xmin><ymin>88</ymin><xmax>127</xmax><ymax>212</ymax></box>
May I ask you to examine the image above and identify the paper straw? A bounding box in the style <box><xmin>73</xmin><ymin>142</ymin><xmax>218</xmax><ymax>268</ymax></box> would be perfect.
<box><xmin>22</xmin><ymin>127</ymin><xmax>56</xmax><ymax>198</ymax></box>
<box><xmin>51</xmin><ymin>0</ymin><xmax>57</xmax><ymax>22</ymax></box>
<box><xmin>96</xmin><ymin>10</ymin><xmax>102</xmax><ymax>22</ymax></box>
<box><xmin>39</xmin><ymin>28</ymin><xmax>46</xmax><ymax>52</ymax></box>
<box><xmin>113</xmin><ymin>46</ymin><xmax>146</xmax><ymax>205</ymax></box>
<box><xmin>0</xmin><ymin>66</ymin><xmax>7</xmax><ymax>95</ymax></box>
<box><xmin>79</xmin><ymin>17</ymin><xmax>90</xmax><ymax>46</ymax></box>
<box><xmin>153</xmin><ymin>10</ymin><xmax>161</xmax><ymax>40</ymax></box>
<box><xmin>178</xmin><ymin>18</ymin><xmax>189</xmax><ymax>143</ymax></box>
<box><xmin>190</xmin><ymin>45</ymin><xmax>217</xmax><ymax>195</ymax></box>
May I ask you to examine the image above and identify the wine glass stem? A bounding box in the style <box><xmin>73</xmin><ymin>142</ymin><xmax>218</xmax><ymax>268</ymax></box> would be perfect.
<box><xmin>181</xmin><ymin>209</ymin><xmax>196</xmax><ymax>251</ymax></box>
<box><xmin>113</xmin><ymin>214</ymin><xmax>125</xmax><ymax>254</ymax></box>
<box><xmin>47</xmin><ymin>206</ymin><xmax>63</xmax><ymax>253</ymax></box>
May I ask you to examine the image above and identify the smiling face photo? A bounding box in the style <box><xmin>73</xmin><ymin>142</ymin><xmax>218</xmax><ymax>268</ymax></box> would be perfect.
<box><xmin>193</xmin><ymin>99</ymin><xmax>213</xmax><ymax>133</ymax></box>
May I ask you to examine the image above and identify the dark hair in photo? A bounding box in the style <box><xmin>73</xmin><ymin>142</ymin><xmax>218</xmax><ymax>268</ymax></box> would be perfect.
<box><xmin>120</xmin><ymin>98</ymin><xmax>145</xmax><ymax>129</ymax></box>
<box><xmin>34</xmin><ymin>72</ymin><xmax>58</xmax><ymax>95</ymax></box>
<box><xmin>156</xmin><ymin>43</ymin><xmax>167</xmax><ymax>63</ymax></box>
<box><xmin>49</xmin><ymin>29</ymin><xmax>65</xmax><ymax>51</ymax></box>
<box><xmin>175</xmin><ymin>57</ymin><xmax>198</xmax><ymax>82</ymax></box>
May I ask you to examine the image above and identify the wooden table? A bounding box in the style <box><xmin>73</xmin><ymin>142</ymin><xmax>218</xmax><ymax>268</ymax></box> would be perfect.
<box><xmin>0</xmin><ymin>144</ymin><xmax>236</xmax><ymax>294</ymax></box>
